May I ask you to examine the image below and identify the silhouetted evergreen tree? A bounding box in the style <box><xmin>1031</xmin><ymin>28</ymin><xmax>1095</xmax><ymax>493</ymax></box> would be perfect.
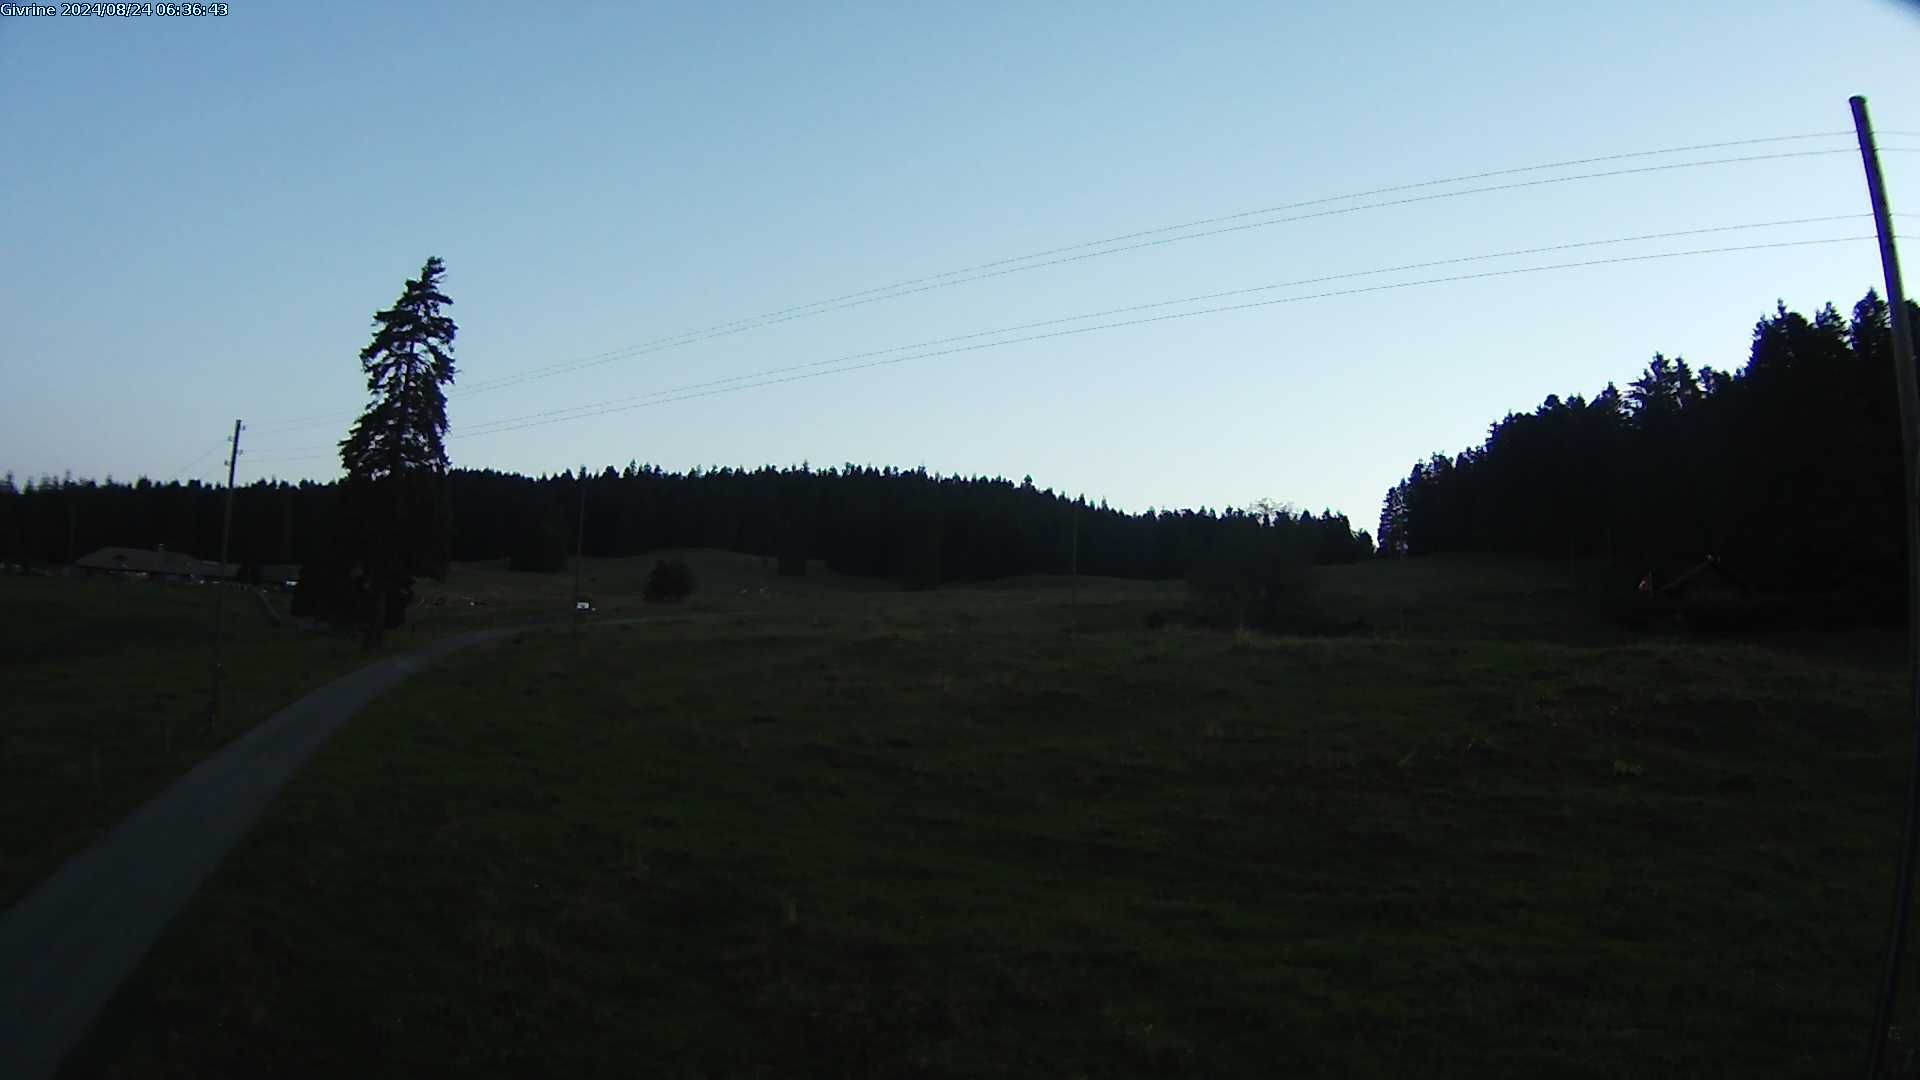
<box><xmin>1379</xmin><ymin>290</ymin><xmax>1920</xmax><ymax>628</ymax></box>
<box><xmin>318</xmin><ymin>256</ymin><xmax>458</xmax><ymax>646</ymax></box>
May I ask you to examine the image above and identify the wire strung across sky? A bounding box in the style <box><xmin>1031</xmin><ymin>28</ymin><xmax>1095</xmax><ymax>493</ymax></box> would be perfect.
<box><xmin>448</xmin><ymin>151</ymin><xmax>1884</xmax><ymax>395</ymax></box>
<box><xmin>442</xmin><ymin>135</ymin><xmax>1865</xmax><ymax>396</ymax></box>
<box><xmin>167</xmin><ymin>441</ymin><xmax>228</xmax><ymax>481</ymax></box>
<box><xmin>451</xmin><ymin>235</ymin><xmax>1877</xmax><ymax>437</ymax></box>
<box><xmin>452</xmin><ymin>215</ymin><xmax>1872</xmax><ymax>437</ymax></box>
<box><xmin>452</xmin><ymin>150</ymin><xmax>1869</xmax><ymax>394</ymax></box>
<box><xmin>241</xmin><ymin>230</ymin><xmax>1878</xmax><ymax>467</ymax></box>
<box><xmin>241</xmin><ymin>213</ymin><xmax>1861</xmax><ymax>458</ymax></box>
<box><xmin>246</xmin><ymin>131</ymin><xmax>1884</xmax><ymax>437</ymax></box>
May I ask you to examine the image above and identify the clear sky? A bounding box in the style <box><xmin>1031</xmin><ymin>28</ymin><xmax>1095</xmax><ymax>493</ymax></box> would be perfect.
<box><xmin>3</xmin><ymin>1</ymin><xmax>1917</xmax><ymax>532</ymax></box>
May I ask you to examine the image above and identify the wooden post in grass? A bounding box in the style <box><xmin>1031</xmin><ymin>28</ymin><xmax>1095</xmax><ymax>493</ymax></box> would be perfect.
<box><xmin>573</xmin><ymin>464</ymin><xmax>587</xmax><ymax>641</ymax></box>
<box><xmin>204</xmin><ymin>419</ymin><xmax>243</xmax><ymax>732</ymax></box>
<box><xmin>1851</xmin><ymin>93</ymin><xmax>1920</xmax><ymax>1080</ymax></box>
<box><xmin>1070</xmin><ymin>503</ymin><xmax>1079</xmax><ymax>626</ymax></box>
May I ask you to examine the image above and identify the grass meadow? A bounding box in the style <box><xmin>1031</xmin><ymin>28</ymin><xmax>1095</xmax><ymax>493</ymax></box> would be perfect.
<box><xmin>31</xmin><ymin>551</ymin><xmax>1920</xmax><ymax>1078</ymax></box>
<box><xmin>0</xmin><ymin>556</ymin><xmax>633</xmax><ymax>906</ymax></box>
<box><xmin>0</xmin><ymin>575</ymin><xmax>372</xmax><ymax>906</ymax></box>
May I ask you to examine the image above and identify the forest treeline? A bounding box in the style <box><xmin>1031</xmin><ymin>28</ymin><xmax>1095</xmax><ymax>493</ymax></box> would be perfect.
<box><xmin>1377</xmin><ymin>290</ymin><xmax>1920</xmax><ymax>621</ymax></box>
<box><xmin>23</xmin><ymin>289</ymin><xmax>1901</xmax><ymax>605</ymax></box>
<box><xmin>0</xmin><ymin>462</ymin><xmax>1374</xmax><ymax>588</ymax></box>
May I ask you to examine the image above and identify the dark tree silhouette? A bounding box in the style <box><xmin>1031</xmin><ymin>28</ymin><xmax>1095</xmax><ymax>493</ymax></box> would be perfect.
<box><xmin>322</xmin><ymin>256</ymin><xmax>459</xmax><ymax>647</ymax></box>
<box><xmin>0</xmin><ymin>471</ymin><xmax>22</xmax><ymax>567</ymax></box>
<box><xmin>643</xmin><ymin>557</ymin><xmax>697</xmax><ymax>602</ymax></box>
<box><xmin>507</xmin><ymin>494</ymin><xmax>570</xmax><ymax>573</ymax></box>
<box><xmin>18</xmin><ymin>462</ymin><xmax>1377</xmax><ymax>597</ymax></box>
<box><xmin>1378</xmin><ymin>290</ymin><xmax>1920</xmax><ymax>629</ymax></box>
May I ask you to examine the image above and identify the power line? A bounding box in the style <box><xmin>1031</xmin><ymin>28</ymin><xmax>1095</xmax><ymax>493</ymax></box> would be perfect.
<box><xmin>248</xmin><ymin>406</ymin><xmax>358</xmax><ymax>434</ymax></box>
<box><xmin>247</xmin><ymin>454</ymin><xmax>333</xmax><ymax>467</ymax></box>
<box><xmin>247</xmin><ymin>131</ymin><xmax>1864</xmax><ymax>434</ymax></box>
<box><xmin>448</xmin><ymin>234</ymin><xmax>1873</xmax><ymax>441</ymax></box>
<box><xmin>251</xmin><ymin>146</ymin><xmax>1870</xmax><ymax>446</ymax></box>
<box><xmin>452</xmin><ymin>131</ymin><xmax>1857</xmax><ymax>391</ymax></box>
<box><xmin>240</xmin><ymin>233</ymin><xmax>1873</xmax><ymax>465</ymax></box>
<box><xmin>168</xmin><ymin>441</ymin><xmax>227</xmax><ymax>481</ymax></box>
<box><xmin>243</xmin><ymin>442</ymin><xmax>330</xmax><ymax>463</ymax></box>
<box><xmin>448</xmin><ymin>147</ymin><xmax>1864</xmax><ymax>399</ymax></box>
<box><xmin>451</xmin><ymin>214</ymin><xmax>1870</xmax><ymax>439</ymax></box>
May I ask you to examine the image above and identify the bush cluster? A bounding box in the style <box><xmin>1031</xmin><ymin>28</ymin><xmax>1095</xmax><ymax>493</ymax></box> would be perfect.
<box><xmin>644</xmin><ymin>557</ymin><xmax>697</xmax><ymax>602</ymax></box>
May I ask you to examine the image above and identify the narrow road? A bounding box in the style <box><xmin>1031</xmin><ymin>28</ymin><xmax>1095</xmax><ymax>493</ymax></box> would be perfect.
<box><xmin>0</xmin><ymin>623</ymin><xmax>527</xmax><ymax>1080</ymax></box>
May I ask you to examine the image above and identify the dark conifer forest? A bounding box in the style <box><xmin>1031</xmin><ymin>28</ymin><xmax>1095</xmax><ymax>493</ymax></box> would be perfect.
<box><xmin>9</xmin><ymin>291</ymin><xmax>1916</xmax><ymax>608</ymax></box>
<box><xmin>1376</xmin><ymin>290</ymin><xmax>1920</xmax><ymax>621</ymax></box>
<box><xmin>0</xmin><ymin>461</ymin><xmax>1373</xmax><ymax>589</ymax></box>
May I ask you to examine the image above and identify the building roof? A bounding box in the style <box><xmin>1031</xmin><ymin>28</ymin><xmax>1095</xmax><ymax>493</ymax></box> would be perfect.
<box><xmin>1656</xmin><ymin>555</ymin><xmax>1750</xmax><ymax>596</ymax></box>
<box><xmin>74</xmin><ymin>547</ymin><xmax>237</xmax><ymax>579</ymax></box>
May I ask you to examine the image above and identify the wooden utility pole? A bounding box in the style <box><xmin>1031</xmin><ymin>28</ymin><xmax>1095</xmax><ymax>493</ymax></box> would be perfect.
<box><xmin>1069</xmin><ymin>502</ymin><xmax>1080</xmax><ymax>623</ymax></box>
<box><xmin>573</xmin><ymin>464</ymin><xmax>587</xmax><ymax>635</ymax></box>
<box><xmin>1852</xmin><ymin>94</ymin><xmax>1920</xmax><ymax>1080</ymax></box>
<box><xmin>206</xmin><ymin>419</ymin><xmax>243</xmax><ymax>730</ymax></box>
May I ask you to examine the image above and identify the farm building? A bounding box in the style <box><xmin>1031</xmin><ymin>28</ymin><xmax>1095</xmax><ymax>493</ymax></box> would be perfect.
<box><xmin>73</xmin><ymin>546</ymin><xmax>237</xmax><ymax>582</ymax></box>
<box><xmin>1634</xmin><ymin>554</ymin><xmax>1776</xmax><ymax>632</ymax></box>
<box><xmin>1649</xmin><ymin>554</ymin><xmax>1751</xmax><ymax>598</ymax></box>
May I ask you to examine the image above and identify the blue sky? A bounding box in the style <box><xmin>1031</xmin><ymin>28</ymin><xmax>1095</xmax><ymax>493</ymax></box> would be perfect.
<box><xmin>3</xmin><ymin>1</ymin><xmax>1917</xmax><ymax>533</ymax></box>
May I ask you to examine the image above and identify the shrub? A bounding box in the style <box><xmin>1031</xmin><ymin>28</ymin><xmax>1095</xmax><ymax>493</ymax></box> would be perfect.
<box><xmin>1185</xmin><ymin>525</ymin><xmax>1326</xmax><ymax>633</ymax></box>
<box><xmin>291</xmin><ymin>554</ymin><xmax>412</xmax><ymax>629</ymax></box>
<box><xmin>1145</xmin><ymin>607</ymin><xmax>1199</xmax><ymax>631</ymax></box>
<box><xmin>644</xmin><ymin>557</ymin><xmax>696</xmax><ymax>603</ymax></box>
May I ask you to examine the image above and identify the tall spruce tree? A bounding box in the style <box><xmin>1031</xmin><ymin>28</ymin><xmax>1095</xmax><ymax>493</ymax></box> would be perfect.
<box><xmin>335</xmin><ymin>256</ymin><xmax>458</xmax><ymax>647</ymax></box>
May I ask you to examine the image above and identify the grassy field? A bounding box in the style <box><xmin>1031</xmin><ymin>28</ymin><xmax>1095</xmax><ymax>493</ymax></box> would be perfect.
<box><xmin>0</xmin><ymin>556</ymin><xmax>658</xmax><ymax>906</ymax></box>
<box><xmin>52</xmin><ymin>551</ymin><xmax>1920</xmax><ymax>1078</ymax></box>
<box><xmin>0</xmin><ymin>575</ymin><xmax>373</xmax><ymax>905</ymax></box>
<box><xmin>406</xmin><ymin>551</ymin><xmax>898</xmax><ymax>628</ymax></box>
